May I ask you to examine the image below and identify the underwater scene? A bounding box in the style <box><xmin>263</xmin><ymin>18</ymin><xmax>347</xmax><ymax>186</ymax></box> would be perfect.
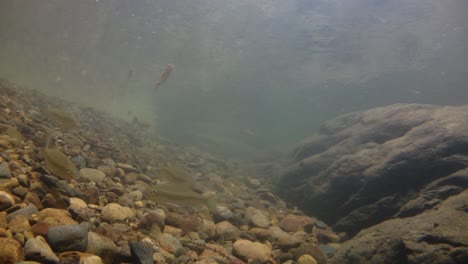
<box><xmin>0</xmin><ymin>1</ymin><xmax>467</xmax><ymax>263</ymax></box>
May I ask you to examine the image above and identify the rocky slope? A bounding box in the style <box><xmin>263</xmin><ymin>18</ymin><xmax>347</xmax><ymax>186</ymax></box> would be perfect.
<box><xmin>0</xmin><ymin>78</ymin><xmax>338</xmax><ymax>264</ymax></box>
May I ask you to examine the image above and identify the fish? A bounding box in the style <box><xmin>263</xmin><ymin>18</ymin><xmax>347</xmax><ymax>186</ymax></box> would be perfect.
<box><xmin>42</xmin><ymin>135</ymin><xmax>79</xmax><ymax>180</ymax></box>
<box><xmin>0</xmin><ymin>124</ymin><xmax>24</xmax><ymax>142</ymax></box>
<box><xmin>46</xmin><ymin>108</ymin><xmax>78</xmax><ymax>131</ymax></box>
<box><xmin>127</xmin><ymin>69</ymin><xmax>133</xmax><ymax>81</ymax></box>
<box><xmin>144</xmin><ymin>166</ymin><xmax>216</xmax><ymax>211</ymax></box>
<box><xmin>242</xmin><ymin>128</ymin><xmax>256</xmax><ymax>137</ymax></box>
<box><xmin>154</xmin><ymin>64</ymin><xmax>174</xmax><ymax>91</ymax></box>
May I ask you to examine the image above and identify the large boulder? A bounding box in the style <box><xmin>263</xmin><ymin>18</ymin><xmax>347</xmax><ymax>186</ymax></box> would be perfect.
<box><xmin>278</xmin><ymin>104</ymin><xmax>468</xmax><ymax>235</ymax></box>
<box><xmin>330</xmin><ymin>189</ymin><xmax>468</xmax><ymax>264</ymax></box>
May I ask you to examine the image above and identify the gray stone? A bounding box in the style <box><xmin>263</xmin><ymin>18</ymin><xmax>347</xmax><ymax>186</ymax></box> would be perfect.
<box><xmin>7</xmin><ymin>204</ymin><xmax>38</xmax><ymax>222</ymax></box>
<box><xmin>24</xmin><ymin>236</ymin><xmax>59</xmax><ymax>263</ymax></box>
<box><xmin>331</xmin><ymin>190</ymin><xmax>468</xmax><ymax>264</ymax></box>
<box><xmin>158</xmin><ymin>233</ymin><xmax>183</xmax><ymax>254</ymax></box>
<box><xmin>0</xmin><ymin>162</ymin><xmax>11</xmax><ymax>179</ymax></box>
<box><xmin>130</xmin><ymin>242</ymin><xmax>153</xmax><ymax>264</ymax></box>
<box><xmin>86</xmin><ymin>232</ymin><xmax>117</xmax><ymax>263</ymax></box>
<box><xmin>247</xmin><ymin>207</ymin><xmax>271</xmax><ymax>228</ymax></box>
<box><xmin>47</xmin><ymin>222</ymin><xmax>88</xmax><ymax>252</ymax></box>
<box><xmin>279</xmin><ymin>104</ymin><xmax>468</xmax><ymax>235</ymax></box>
<box><xmin>80</xmin><ymin>168</ymin><xmax>106</xmax><ymax>183</ymax></box>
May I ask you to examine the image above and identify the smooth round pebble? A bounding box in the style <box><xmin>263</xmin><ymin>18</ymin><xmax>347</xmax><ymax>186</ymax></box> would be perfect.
<box><xmin>80</xmin><ymin>168</ymin><xmax>106</xmax><ymax>183</ymax></box>
<box><xmin>47</xmin><ymin>222</ymin><xmax>89</xmax><ymax>252</ymax></box>
<box><xmin>0</xmin><ymin>190</ymin><xmax>15</xmax><ymax>210</ymax></box>
<box><xmin>298</xmin><ymin>254</ymin><xmax>318</xmax><ymax>264</ymax></box>
<box><xmin>101</xmin><ymin>203</ymin><xmax>135</xmax><ymax>223</ymax></box>
<box><xmin>233</xmin><ymin>239</ymin><xmax>271</xmax><ymax>263</ymax></box>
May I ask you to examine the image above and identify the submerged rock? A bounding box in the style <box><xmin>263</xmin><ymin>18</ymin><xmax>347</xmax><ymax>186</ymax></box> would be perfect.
<box><xmin>233</xmin><ymin>239</ymin><xmax>271</xmax><ymax>263</ymax></box>
<box><xmin>47</xmin><ymin>222</ymin><xmax>88</xmax><ymax>252</ymax></box>
<box><xmin>101</xmin><ymin>203</ymin><xmax>135</xmax><ymax>223</ymax></box>
<box><xmin>331</xmin><ymin>189</ymin><xmax>468</xmax><ymax>264</ymax></box>
<box><xmin>80</xmin><ymin>168</ymin><xmax>106</xmax><ymax>183</ymax></box>
<box><xmin>279</xmin><ymin>104</ymin><xmax>468</xmax><ymax>235</ymax></box>
<box><xmin>0</xmin><ymin>162</ymin><xmax>12</xmax><ymax>179</ymax></box>
<box><xmin>0</xmin><ymin>190</ymin><xmax>16</xmax><ymax>211</ymax></box>
<box><xmin>0</xmin><ymin>237</ymin><xmax>24</xmax><ymax>263</ymax></box>
<box><xmin>24</xmin><ymin>236</ymin><xmax>59</xmax><ymax>263</ymax></box>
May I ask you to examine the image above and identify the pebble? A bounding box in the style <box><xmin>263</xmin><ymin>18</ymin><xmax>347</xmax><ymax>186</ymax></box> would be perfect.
<box><xmin>0</xmin><ymin>212</ymin><xmax>7</xmax><ymax>228</ymax></box>
<box><xmin>23</xmin><ymin>192</ymin><xmax>43</xmax><ymax>210</ymax></box>
<box><xmin>249</xmin><ymin>227</ymin><xmax>272</xmax><ymax>240</ymax></box>
<box><xmin>158</xmin><ymin>233</ymin><xmax>183</xmax><ymax>254</ymax></box>
<box><xmin>30</xmin><ymin>222</ymin><xmax>49</xmax><ymax>237</ymax></box>
<box><xmin>128</xmin><ymin>190</ymin><xmax>143</xmax><ymax>201</ymax></box>
<box><xmin>215</xmin><ymin>221</ymin><xmax>240</xmax><ymax>241</ymax></box>
<box><xmin>0</xmin><ymin>162</ymin><xmax>12</xmax><ymax>179</ymax></box>
<box><xmin>101</xmin><ymin>203</ymin><xmax>135</xmax><ymax>223</ymax></box>
<box><xmin>130</xmin><ymin>241</ymin><xmax>153</xmax><ymax>264</ymax></box>
<box><xmin>319</xmin><ymin>244</ymin><xmax>337</xmax><ymax>257</ymax></box>
<box><xmin>24</xmin><ymin>236</ymin><xmax>59</xmax><ymax>263</ymax></box>
<box><xmin>72</xmin><ymin>155</ymin><xmax>87</xmax><ymax>169</ymax></box>
<box><xmin>47</xmin><ymin>222</ymin><xmax>89</xmax><ymax>252</ymax></box>
<box><xmin>80</xmin><ymin>254</ymin><xmax>103</xmax><ymax>264</ymax></box>
<box><xmin>212</xmin><ymin>205</ymin><xmax>233</xmax><ymax>222</ymax></box>
<box><xmin>86</xmin><ymin>232</ymin><xmax>117</xmax><ymax>262</ymax></box>
<box><xmin>116</xmin><ymin>163</ymin><xmax>138</xmax><ymax>173</ymax></box>
<box><xmin>30</xmin><ymin>182</ymin><xmax>48</xmax><ymax>198</ymax></box>
<box><xmin>246</xmin><ymin>177</ymin><xmax>261</xmax><ymax>188</ymax></box>
<box><xmin>7</xmin><ymin>204</ymin><xmax>38</xmax><ymax>222</ymax></box>
<box><xmin>298</xmin><ymin>254</ymin><xmax>318</xmax><ymax>264</ymax></box>
<box><xmin>123</xmin><ymin>172</ymin><xmax>138</xmax><ymax>184</ymax></box>
<box><xmin>139</xmin><ymin>210</ymin><xmax>165</xmax><ymax>230</ymax></box>
<box><xmin>80</xmin><ymin>168</ymin><xmax>106</xmax><ymax>183</ymax></box>
<box><xmin>58</xmin><ymin>251</ymin><xmax>103</xmax><ymax>264</ymax></box>
<box><xmin>137</xmin><ymin>174</ymin><xmax>152</xmax><ymax>183</ymax></box>
<box><xmin>290</xmin><ymin>243</ymin><xmax>328</xmax><ymax>264</ymax></box>
<box><xmin>12</xmin><ymin>186</ymin><xmax>29</xmax><ymax>198</ymax></box>
<box><xmin>247</xmin><ymin>207</ymin><xmax>271</xmax><ymax>228</ymax></box>
<box><xmin>166</xmin><ymin>213</ymin><xmax>203</xmax><ymax>233</ymax></box>
<box><xmin>200</xmin><ymin>219</ymin><xmax>216</xmax><ymax>238</ymax></box>
<box><xmin>317</xmin><ymin>228</ymin><xmax>340</xmax><ymax>243</ymax></box>
<box><xmin>69</xmin><ymin>197</ymin><xmax>88</xmax><ymax>210</ymax></box>
<box><xmin>8</xmin><ymin>215</ymin><xmax>31</xmax><ymax>234</ymax></box>
<box><xmin>0</xmin><ymin>190</ymin><xmax>16</xmax><ymax>210</ymax></box>
<box><xmin>269</xmin><ymin>226</ymin><xmax>303</xmax><ymax>249</ymax></box>
<box><xmin>0</xmin><ymin>237</ymin><xmax>24</xmax><ymax>263</ymax></box>
<box><xmin>233</xmin><ymin>239</ymin><xmax>271</xmax><ymax>263</ymax></box>
<box><xmin>37</xmin><ymin>208</ymin><xmax>77</xmax><ymax>226</ymax></box>
<box><xmin>279</xmin><ymin>214</ymin><xmax>315</xmax><ymax>233</ymax></box>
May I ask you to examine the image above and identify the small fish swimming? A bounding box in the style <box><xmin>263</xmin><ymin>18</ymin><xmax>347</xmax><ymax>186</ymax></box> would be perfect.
<box><xmin>154</xmin><ymin>64</ymin><xmax>174</xmax><ymax>91</ymax></box>
<box><xmin>144</xmin><ymin>166</ymin><xmax>216</xmax><ymax>211</ymax></box>
<box><xmin>46</xmin><ymin>108</ymin><xmax>78</xmax><ymax>131</ymax></box>
<box><xmin>242</xmin><ymin>128</ymin><xmax>256</xmax><ymax>137</ymax></box>
<box><xmin>127</xmin><ymin>69</ymin><xmax>133</xmax><ymax>81</ymax></box>
<box><xmin>42</xmin><ymin>135</ymin><xmax>79</xmax><ymax>180</ymax></box>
